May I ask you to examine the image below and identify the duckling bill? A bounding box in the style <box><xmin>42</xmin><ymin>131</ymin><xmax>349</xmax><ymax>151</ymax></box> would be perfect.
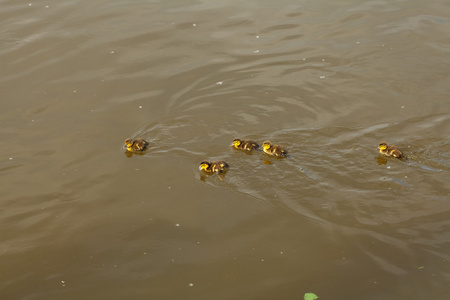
<box><xmin>232</xmin><ymin>138</ymin><xmax>259</xmax><ymax>151</ymax></box>
<box><xmin>262</xmin><ymin>141</ymin><xmax>288</xmax><ymax>157</ymax></box>
<box><xmin>123</xmin><ymin>138</ymin><xmax>149</xmax><ymax>152</ymax></box>
<box><xmin>378</xmin><ymin>142</ymin><xmax>407</xmax><ymax>160</ymax></box>
<box><xmin>199</xmin><ymin>160</ymin><xmax>229</xmax><ymax>174</ymax></box>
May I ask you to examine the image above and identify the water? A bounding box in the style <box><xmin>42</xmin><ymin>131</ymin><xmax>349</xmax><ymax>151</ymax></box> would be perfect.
<box><xmin>1</xmin><ymin>0</ymin><xmax>449</xmax><ymax>299</ymax></box>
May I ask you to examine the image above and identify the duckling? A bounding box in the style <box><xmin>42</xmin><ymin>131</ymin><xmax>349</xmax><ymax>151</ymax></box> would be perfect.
<box><xmin>123</xmin><ymin>138</ymin><xmax>148</xmax><ymax>152</ymax></box>
<box><xmin>199</xmin><ymin>160</ymin><xmax>229</xmax><ymax>174</ymax></box>
<box><xmin>262</xmin><ymin>141</ymin><xmax>288</xmax><ymax>157</ymax></box>
<box><xmin>232</xmin><ymin>138</ymin><xmax>259</xmax><ymax>151</ymax></box>
<box><xmin>378</xmin><ymin>142</ymin><xmax>406</xmax><ymax>160</ymax></box>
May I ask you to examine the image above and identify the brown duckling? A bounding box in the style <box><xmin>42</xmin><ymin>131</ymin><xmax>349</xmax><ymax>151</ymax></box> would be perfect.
<box><xmin>232</xmin><ymin>138</ymin><xmax>259</xmax><ymax>151</ymax></box>
<box><xmin>378</xmin><ymin>142</ymin><xmax>406</xmax><ymax>160</ymax></box>
<box><xmin>123</xmin><ymin>138</ymin><xmax>149</xmax><ymax>152</ymax></box>
<box><xmin>262</xmin><ymin>141</ymin><xmax>288</xmax><ymax>157</ymax></box>
<box><xmin>199</xmin><ymin>160</ymin><xmax>229</xmax><ymax>174</ymax></box>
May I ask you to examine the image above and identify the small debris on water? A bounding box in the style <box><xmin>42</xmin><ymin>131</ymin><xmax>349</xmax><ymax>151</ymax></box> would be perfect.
<box><xmin>188</xmin><ymin>283</ymin><xmax>194</xmax><ymax>287</ymax></box>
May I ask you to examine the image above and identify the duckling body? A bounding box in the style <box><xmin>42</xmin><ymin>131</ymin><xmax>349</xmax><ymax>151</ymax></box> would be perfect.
<box><xmin>232</xmin><ymin>138</ymin><xmax>259</xmax><ymax>151</ymax></box>
<box><xmin>199</xmin><ymin>160</ymin><xmax>229</xmax><ymax>174</ymax></box>
<box><xmin>262</xmin><ymin>141</ymin><xmax>288</xmax><ymax>157</ymax></box>
<box><xmin>124</xmin><ymin>138</ymin><xmax>148</xmax><ymax>152</ymax></box>
<box><xmin>378</xmin><ymin>142</ymin><xmax>406</xmax><ymax>159</ymax></box>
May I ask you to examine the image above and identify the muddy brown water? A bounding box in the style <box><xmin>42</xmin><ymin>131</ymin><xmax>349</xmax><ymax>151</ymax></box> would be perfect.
<box><xmin>1</xmin><ymin>0</ymin><xmax>450</xmax><ymax>299</ymax></box>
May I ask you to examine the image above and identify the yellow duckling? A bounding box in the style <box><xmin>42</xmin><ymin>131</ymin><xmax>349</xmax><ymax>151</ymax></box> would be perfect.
<box><xmin>199</xmin><ymin>160</ymin><xmax>229</xmax><ymax>174</ymax></box>
<box><xmin>232</xmin><ymin>138</ymin><xmax>259</xmax><ymax>151</ymax></box>
<box><xmin>262</xmin><ymin>141</ymin><xmax>288</xmax><ymax>157</ymax></box>
<box><xmin>123</xmin><ymin>138</ymin><xmax>149</xmax><ymax>152</ymax></box>
<box><xmin>378</xmin><ymin>142</ymin><xmax>406</xmax><ymax>160</ymax></box>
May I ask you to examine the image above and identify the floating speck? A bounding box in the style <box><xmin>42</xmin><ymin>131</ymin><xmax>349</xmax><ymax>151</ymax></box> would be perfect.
<box><xmin>322</xmin><ymin>58</ymin><xmax>325</xmax><ymax>62</ymax></box>
<box><xmin>356</xmin><ymin>41</ymin><xmax>360</xmax><ymax>44</ymax></box>
<box><xmin>61</xmin><ymin>280</ymin><xmax>66</xmax><ymax>287</ymax></box>
<box><xmin>192</xmin><ymin>23</ymin><xmax>197</xmax><ymax>27</ymax></box>
<box><xmin>261</xmin><ymin>259</ymin><xmax>265</xmax><ymax>262</ymax></box>
<box><xmin>401</xmin><ymin>106</ymin><xmax>405</xmax><ymax>108</ymax></box>
<box><xmin>253</xmin><ymin>50</ymin><xmax>260</xmax><ymax>53</ymax></box>
<box><xmin>280</xmin><ymin>251</ymin><xmax>284</xmax><ymax>255</ymax></box>
<box><xmin>319</xmin><ymin>75</ymin><xmax>325</xmax><ymax>79</ymax></box>
<box><xmin>9</xmin><ymin>158</ymin><xmax>13</xmax><ymax>161</ymax></box>
<box><xmin>110</xmin><ymin>50</ymin><xmax>115</xmax><ymax>54</ymax></box>
<box><xmin>28</xmin><ymin>3</ymin><xmax>32</xmax><ymax>6</ymax></box>
<box><xmin>256</xmin><ymin>35</ymin><xmax>260</xmax><ymax>39</ymax></box>
<box><xmin>45</xmin><ymin>5</ymin><xmax>49</xmax><ymax>8</ymax></box>
<box><xmin>139</xmin><ymin>105</ymin><xmax>142</xmax><ymax>109</ymax></box>
<box><xmin>188</xmin><ymin>283</ymin><xmax>194</xmax><ymax>287</ymax></box>
<box><xmin>73</xmin><ymin>90</ymin><xmax>77</xmax><ymax>93</ymax></box>
<box><xmin>175</xmin><ymin>223</ymin><xmax>180</xmax><ymax>227</ymax></box>
<box><xmin>387</xmin><ymin>166</ymin><xmax>391</xmax><ymax>169</ymax></box>
<box><xmin>216</xmin><ymin>81</ymin><xmax>223</xmax><ymax>85</ymax></box>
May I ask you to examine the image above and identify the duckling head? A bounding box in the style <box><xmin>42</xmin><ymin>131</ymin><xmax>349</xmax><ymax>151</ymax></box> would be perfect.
<box><xmin>123</xmin><ymin>138</ymin><xmax>134</xmax><ymax>149</ymax></box>
<box><xmin>378</xmin><ymin>142</ymin><xmax>388</xmax><ymax>150</ymax></box>
<box><xmin>199</xmin><ymin>161</ymin><xmax>210</xmax><ymax>171</ymax></box>
<box><xmin>124</xmin><ymin>138</ymin><xmax>133</xmax><ymax>147</ymax></box>
<box><xmin>262</xmin><ymin>141</ymin><xmax>272</xmax><ymax>150</ymax></box>
<box><xmin>232</xmin><ymin>138</ymin><xmax>242</xmax><ymax>147</ymax></box>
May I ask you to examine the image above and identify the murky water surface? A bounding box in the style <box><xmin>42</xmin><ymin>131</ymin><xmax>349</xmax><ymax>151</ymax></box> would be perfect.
<box><xmin>1</xmin><ymin>0</ymin><xmax>449</xmax><ymax>299</ymax></box>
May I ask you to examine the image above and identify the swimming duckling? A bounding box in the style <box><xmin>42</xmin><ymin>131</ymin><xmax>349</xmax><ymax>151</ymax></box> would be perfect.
<box><xmin>262</xmin><ymin>141</ymin><xmax>288</xmax><ymax>157</ymax></box>
<box><xmin>378</xmin><ymin>142</ymin><xmax>406</xmax><ymax>160</ymax></box>
<box><xmin>232</xmin><ymin>138</ymin><xmax>259</xmax><ymax>151</ymax></box>
<box><xmin>199</xmin><ymin>160</ymin><xmax>229</xmax><ymax>174</ymax></box>
<box><xmin>123</xmin><ymin>138</ymin><xmax>149</xmax><ymax>152</ymax></box>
